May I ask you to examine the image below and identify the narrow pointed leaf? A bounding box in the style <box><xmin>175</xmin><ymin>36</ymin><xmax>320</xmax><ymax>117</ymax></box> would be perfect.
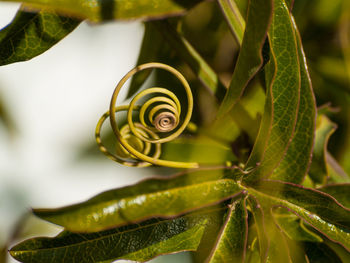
<box><xmin>34</xmin><ymin>169</ymin><xmax>242</xmax><ymax>232</ymax></box>
<box><xmin>247</xmin><ymin>197</ymin><xmax>269</xmax><ymax>262</ymax></box>
<box><xmin>270</xmin><ymin>18</ymin><xmax>316</xmax><ymax>184</ymax></box>
<box><xmin>10</xmin><ymin>211</ymin><xmax>211</xmax><ymax>263</ymax></box>
<box><xmin>318</xmin><ymin>184</ymin><xmax>350</xmax><ymax>209</ymax></box>
<box><xmin>2</xmin><ymin>0</ymin><xmax>202</xmax><ymax>22</ymax></box>
<box><xmin>126</xmin><ymin>22</ymin><xmax>163</xmax><ymax>98</ymax></box>
<box><xmin>150</xmin><ymin>20</ymin><xmax>227</xmax><ymax>100</ymax></box>
<box><xmin>206</xmin><ymin>197</ymin><xmax>248</xmax><ymax>263</ymax></box>
<box><xmin>217</xmin><ymin>0</ymin><xmax>245</xmax><ymax>45</ymax></box>
<box><xmin>217</xmin><ymin>0</ymin><xmax>272</xmax><ymax>117</ymax></box>
<box><xmin>273</xmin><ymin>208</ymin><xmax>323</xmax><ymax>242</ymax></box>
<box><xmin>244</xmin><ymin>0</ymin><xmax>301</xmax><ymax>184</ymax></box>
<box><xmin>309</xmin><ymin>115</ymin><xmax>337</xmax><ymax>184</ymax></box>
<box><xmin>0</xmin><ymin>6</ymin><xmax>80</xmax><ymax>66</ymax></box>
<box><xmin>248</xmin><ymin>180</ymin><xmax>350</xmax><ymax>250</ymax></box>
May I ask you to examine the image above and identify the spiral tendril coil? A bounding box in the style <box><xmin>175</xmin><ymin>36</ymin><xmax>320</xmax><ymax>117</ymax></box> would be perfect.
<box><xmin>95</xmin><ymin>62</ymin><xmax>199</xmax><ymax>168</ymax></box>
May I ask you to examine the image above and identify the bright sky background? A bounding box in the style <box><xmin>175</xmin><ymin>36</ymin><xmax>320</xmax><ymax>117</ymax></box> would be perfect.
<box><xmin>0</xmin><ymin>3</ymin><xmax>192</xmax><ymax>263</ymax></box>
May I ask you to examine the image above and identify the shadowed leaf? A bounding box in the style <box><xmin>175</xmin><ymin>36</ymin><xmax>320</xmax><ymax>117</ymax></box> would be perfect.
<box><xmin>206</xmin><ymin>197</ymin><xmax>248</xmax><ymax>263</ymax></box>
<box><xmin>11</xmin><ymin>210</ymin><xmax>212</xmax><ymax>263</ymax></box>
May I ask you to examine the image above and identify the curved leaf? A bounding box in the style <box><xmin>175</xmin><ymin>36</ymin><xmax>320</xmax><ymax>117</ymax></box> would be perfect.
<box><xmin>270</xmin><ymin>17</ymin><xmax>316</xmax><ymax>184</ymax></box>
<box><xmin>3</xmin><ymin>0</ymin><xmax>202</xmax><ymax>22</ymax></box>
<box><xmin>309</xmin><ymin>115</ymin><xmax>337</xmax><ymax>184</ymax></box>
<box><xmin>217</xmin><ymin>0</ymin><xmax>272</xmax><ymax>117</ymax></box>
<box><xmin>244</xmin><ymin>0</ymin><xmax>301</xmax><ymax>184</ymax></box>
<box><xmin>10</xmin><ymin>211</ymin><xmax>210</xmax><ymax>263</ymax></box>
<box><xmin>0</xmin><ymin>6</ymin><xmax>80</xmax><ymax>66</ymax></box>
<box><xmin>248</xmin><ymin>180</ymin><xmax>350</xmax><ymax>250</ymax></box>
<box><xmin>206</xmin><ymin>197</ymin><xmax>248</xmax><ymax>263</ymax></box>
<box><xmin>34</xmin><ymin>169</ymin><xmax>242</xmax><ymax>232</ymax></box>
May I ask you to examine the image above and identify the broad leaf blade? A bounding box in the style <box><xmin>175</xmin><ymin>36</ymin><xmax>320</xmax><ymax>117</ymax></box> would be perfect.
<box><xmin>34</xmin><ymin>169</ymin><xmax>242</xmax><ymax>232</ymax></box>
<box><xmin>206</xmin><ymin>198</ymin><xmax>248</xmax><ymax>263</ymax></box>
<box><xmin>0</xmin><ymin>6</ymin><xmax>80</xmax><ymax>66</ymax></box>
<box><xmin>217</xmin><ymin>0</ymin><xmax>273</xmax><ymax>117</ymax></box>
<box><xmin>270</xmin><ymin>17</ymin><xmax>316</xmax><ymax>184</ymax></box>
<box><xmin>248</xmin><ymin>180</ymin><xmax>350</xmax><ymax>250</ymax></box>
<box><xmin>244</xmin><ymin>0</ymin><xmax>301</xmax><ymax>184</ymax></box>
<box><xmin>10</xmin><ymin>211</ymin><xmax>210</xmax><ymax>263</ymax></box>
<box><xmin>3</xmin><ymin>0</ymin><xmax>202</xmax><ymax>22</ymax></box>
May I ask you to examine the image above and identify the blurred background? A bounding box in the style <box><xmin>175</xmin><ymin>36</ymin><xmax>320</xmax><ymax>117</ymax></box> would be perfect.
<box><xmin>0</xmin><ymin>0</ymin><xmax>349</xmax><ymax>262</ymax></box>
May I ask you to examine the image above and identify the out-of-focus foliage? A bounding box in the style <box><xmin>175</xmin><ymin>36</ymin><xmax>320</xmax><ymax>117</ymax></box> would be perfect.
<box><xmin>0</xmin><ymin>0</ymin><xmax>349</xmax><ymax>262</ymax></box>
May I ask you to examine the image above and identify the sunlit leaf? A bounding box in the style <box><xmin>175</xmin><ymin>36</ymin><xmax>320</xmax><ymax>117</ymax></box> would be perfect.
<box><xmin>2</xmin><ymin>0</ymin><xmax>202</xmax><ymax>22</ymax></box>
<box><xmin>0</xmin><ymin>6</ymin><xmax>80</xmax><ymax>66</ymax></box>
<box><xmin>244</xmin><ymin>0</ymin><xmax>301</xmax><ymax>184</ymax></box>
<box><xmin>34</xmin><ymin>169</ymin><xmax>242</xmax><ymax>232</ymax></box>
<box><xmin>11</xmin><ymin>210</ymin><xmax>210</xmax><ymax>263</ymax></box>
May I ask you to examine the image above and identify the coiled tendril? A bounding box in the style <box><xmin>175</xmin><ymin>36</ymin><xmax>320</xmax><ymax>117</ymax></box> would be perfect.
<box><xmin>95</xmin><ymin>62</ymin><xmax>199</xmax><ymax>168</ymax></box>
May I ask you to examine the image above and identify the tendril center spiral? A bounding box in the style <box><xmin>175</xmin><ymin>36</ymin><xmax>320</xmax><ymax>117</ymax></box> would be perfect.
<box><xmin>95</xmin><ymin>62</ymin><xmax>198</xmax><ymax>168</ymax></box>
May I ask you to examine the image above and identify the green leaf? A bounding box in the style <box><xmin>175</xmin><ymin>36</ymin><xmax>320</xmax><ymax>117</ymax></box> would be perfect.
<box><xmin>10</xmin><ymin>211</ymin><xmax>210</xmax><ymax>263</ymax></box>
<box><xmin>151</xmin><ymin>20</ymin><xmax>227</xmax><ymax>100</ymax></box>
<box><xmin>273</xmin><ymin>207</ymin><xmax>323</xmax><ymax>242</ymax></box>
<box><xmin>126</xmin><ymin>22</ymin><xmax>164</xmax><ymax>99</ymax></box>
<box><xmin>34</xmin><ymin>169</ymin><xmax>242</xmax><ymax>232</ymax></box>
<box><xmin>217</xmin><ymin>0</ymin><xmax>245</xmax><ymax>45</ymax></box>
<box><xmin>162</xmin><ymin>136</ymin><xmax>237</xmax><ymax>164</ymax></box>
<box><xmin>244</xmin><ymin>0</ymin><xmax>301</xmax><ymax>184</ymax></box>
<box><xmin>0</xmin><ymin>6</ymin><xmax>80</xmax><ymax>66</ymax></box>
<box><xmin>309</xmin><ymin>115</ymin><xmax>337</xmax><ymax>185</ymax></box>
<box><xmin>247</xmin><ymin>197</ymin><xmax>269</xmax><ymax>262</ymax></box>
<box><xmin>3</xmin><ymin>0</ymin><xmax>202</xmax><ymax>22</ymax></box>
<box><xmin>248</xmin><ymin>180</ymin><xmax>350</xmax><ymax>250</ymax></box>
<box><xmin>270</xmin><ymin>18</ymin><xmax>316</xmax><ymax>184</ymax></box>
<box><xmin>206</xmin><ymin>198</ymin><xmax>248</xmax><ymax>263</ymax></box>
<box><xmin>217</xmin><ymin>0</ymin><xmax>273</xmax><ymax>118</ymax></box>
<box><xmin>318</xmin><ymin>184</ymin><xmax>350</xmax><ymax>209</ymax></box>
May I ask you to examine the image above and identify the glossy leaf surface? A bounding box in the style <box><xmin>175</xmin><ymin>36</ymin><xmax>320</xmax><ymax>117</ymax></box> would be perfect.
<box><xmin>0</xmin><ymin>6</ymin><xmax>80</xmax><ymax>66</ymax></box>
<box><xmin>34</xmin><ymin>169</ymin><xmax>242</xmax><ymax>232</ymax></box>
<box><xmin>10</xmin><ymin>211</ymin><xmax>209</xmax><ymax>263</ymax></box>
<box><xmin>2</xmin><ymin>0</ymin><xmax>202</xmax><ymax>22</ymax></box>
<box><xmin>244</xmin><ymin>0</ymin><xmax>301</xmax><ymax>184</ymax></box>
